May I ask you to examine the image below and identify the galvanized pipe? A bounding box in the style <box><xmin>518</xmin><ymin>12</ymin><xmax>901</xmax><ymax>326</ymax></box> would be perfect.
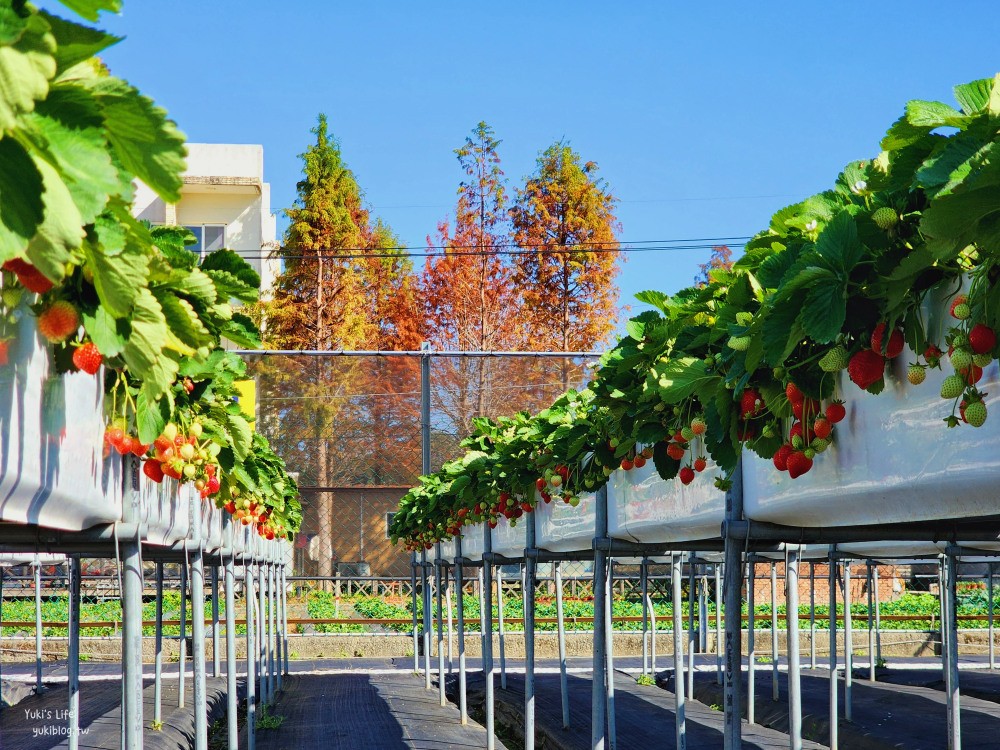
<box><xmin>990</xmin><ymin>562</ymin><xmax>996</xmax><ymax>670</ymax></box>
<box><xmin>829</xmin><ymin>552</ymin><xmax>838</xmax><ymax>750</ymax></box>
<box><xmin>592</xmin><ymin>489</ymin><xmax>609</xmax><ymax>750</ymax></box>
<box><xmin>422</xmin><ymin>549</ymin><xmax>431</xmax><ymax>691</ymax></box>
<box><xmin>873</xmin><ymin>563</ymin><xmax>881</xmax><ymax>671</ymax></box>
<box><xmin>687</xmin><ymin>554</ymin><xmax>696</xmax><ymax>700</ymax></box>
<box><xmin>641</xmin><ymin>559</ymin><xmax>649</xmax><ymax>676</ymax></box>
<box><xmin>555</xmin><ymin>561</ymin><xmax>570</xmax><ymax>729</ymax></box>
<box><xmin>672</xmin><ymin>553</ymin><xmax>687</xmax><ymax>750</ymax></box>
<box><xmin>179</xmin><ymin>561</ymin><xmax>188</xmax><ymax>707</ymax></box>
<box><xmin>786</xmin><ymin>549</ymin><xmax>802</xmax><ymax>750</ymax></box>
<box><xmin>191</xmin><ymin>501</ymin><xmax>209</xmax><ymax>750</ymax></box>
<box><xmin>224</xmin><ymin>551</ymin><xmax>238</xmax><ymax>750</ymax></box>
<box><xmin>699</xmin><ymin>570</ymin><xmax>709</xmax><ymax>653</ymax></box>
<box><xmin>33</xmin><ymin>557</ymin><xmax>45</xmax><ymax>694</ymax></box>
<box><xmin>715</xmin><ymin>564</ymin><xmax>723</xmax><ymax>686</ymax></box>
<box><xmin>497</xmin><ymin>565</ymin><xmax>507</xmax><ymax>690</ymax></box>
<box><xmin>944</xmin><ymin>551</ymin><xmax>961</xmax><ymax>750</ymax></box>
<box><xmin>267</xmin><ymin>563</ymin><xmax>277</xmax><ymax>700</ymax></box>
<box><xmin>154</xmin><ymin>561</ymin><xmax>164</xmax><ymax>726</ymax></box>
<box><xmin>436</xmin><ymin>546</ymin><xmax>446</xmax><ymax>707</ymax></box>
<box><xmin>722</xmin><ymin>464</ymin><xmax>745</xmax><ymax>750</ymax></box>
<box><xmin>478</xmin><ymin>566</ymin><xmax>487</xmax><ymax>663</ymax></box>
<box><xmin>411</xmin><ymin>552</ymin><xmax>420</xmax><ymax>673</ymax></box>
<box><xmin>246</xmin><ymin>562</ymin><xmax>257</xmax><ymax>750</ymax></box>
<box><xmin>524</xmin><ymin>517</ymin><xmax>537</xmax><ymax>750</ymax></box>
<box><xmin>446</xmin><ymin>576</ymin><xmax>454</xmax><ymax>676</ymax></box>
<box><xmin>606</xmin><ymin>559</ymin><xmax>617</xmax><ymax>750</ymax></box>
<box><xmin>455</xmin><ymin>537</ymin><xmax>468</xmax><ymax>725</ymax></box>
<box><xmin>748</xmin><ymin>559</ymin><xmax>756</xmax><ymax>726</ymax></box>
<box><xmin>648</xmin><ymin>590</ymin><xmax>657</xmax><ymax>675</ymax></box>
<box><xmin>809</xmin><ymin>563</ymin><xmax>817</xmax><ymax>670</ymax></box>
<box><xmin>844</xmin><ymin>561</ymin><xmax>852</xmax><ymax>722</ymax></box>
<box><xmin>771</xmin><ymin>561</ymin><xmax>779</xmax><ymax>702</ymax></box>
<box><xmin>483</xmin><ymin>527</ymin><xmax>496</xmax><ymax>750</ymax></box>
<box><xmin>121</xmin><ymin>471</ymin><xmax>144</xmax><ymax>750</ymax></box>
<box><xmin>281</xmin><ymin>565</ymin><xmax>290</xmax><ymax>677</ymax></box>
<box><xmin>258</xmin><ymin>562</ymin><xmax>268</xmax><ymax>705</ymax></box>
<box><xmin>867</xmin><ymin>562</ymin><xmax>875</xmax><ymax>683</ymax></box>
<box><xmin>211</xmin><ymin>565</ymin><xmax>220</xmax><ymax>678</ymax></box>
<box><xmin>67</xmin><ymin>557</ymin><xmax>81</xmax><ymax>750</ymax></box>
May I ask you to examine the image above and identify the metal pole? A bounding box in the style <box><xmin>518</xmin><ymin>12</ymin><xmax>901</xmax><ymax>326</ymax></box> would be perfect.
<box><xmin>649</xmin><ymin>588</ymin><xmax>657</xmax><ymax>675</ymax></box>
<box><xmin>555</xmin><ymin>561</ymin><xmax>570</xmax><ymax>729</ymax></box>
<box><xmin>281</xmin><ymin>565</ymin><xmax>289</xmax><ymax>677</ymax></box>
<box><xmin>990</xmin><ymin>562</ymin><xmax>996</xmax><ymax>671</ymax></box>
<box><xmin>411</xmin><ymin>552</ymin><xmax>419</xmax><ymax>673</ymax></box>
<box><xmin>446</xmin><ymin>574</ymin><xmax>454</xmax><ymax>676</ymax></box>
<box><xmin>224</xmin><ymin>549</ymin><xmax>237</xmax><ymax>750</ymax></box>
<box><xmin>787</xmin><ymin>549</ymin><xmax>802</xmax><ymax>750</ymax></box>
<box><xmin>267</xmin><ymin>563</ymin><xmax>276</xmax><ymax>700</ymax></box>
<box><xmin>436</xmin><ymin>545</ymin><xmax>446</xmax><ymax>707</ymax></box>
<box><xmin>809</xmin><ymin>563</ymin><xmax>816</xmax><ymax>670</ymax></box>
<box><xmin>483</xmin><ymin>527</ymin><xmax>496</xmax><ymax>750</ymax></box>
<box><xmin>715</xmin><ymin>564</ymin><xmax>723</xmax><ymax>686</ymax></box>
<box><xmin>33</xmin><ymin>556</ymin><xmax>45</xmax><ymax>693</ymax></box>
<box><xmin>722</xmin><ymin>459</ymin><xmax>744</xmax><ymax>749</ymax></box>
<box><xmin>478</xmin><ymin>566</ymin><xmax>487</xmax><ymax>663</ymax></box>
<box><xmin>700</xmin><ymin>570</ymin><xmax>709</xmax><ymax>653</ymax></box>
<box><xmin>829</xmin><ymin>552</ymin><xmax>838</xmax><ymax>750</ymax></box>
<box><xmin>524</xmin><ymin>517</ymin><xmax>536</xmax><ymax>750</ymax></box>
<box><xmin>748</xmin><ymin>559</ymin><xmax>756</xmax><ymax>725</ymax></box>
<box><xmin>212</xmin><ymin>566</ymin><xmax>220</xmax><ymax>678</ymax></box>
<box><xmin>606</xmin><ymin>559</ymin><xmax>617</xmax><ymax>750</ymax></box>
<box><xmin>422</xmin><ymin>550</ymin><xmax>432</xmax><ymax>690</ymax></box>
<box><xmin>246</xmin><ymin>562</ymin><xmax>257</xmax><ymax>750</ymax></box>
<box><xmin>688</xmin><ymin>554</ymin><xmax>696</xmax><ymax>700</ymax></box>
<box><xmin>641</xmin><ymin>559</ymin><xmax>649</xmax><ymax>677</ymax></box>
<box><xmin>672</xmin><ymin>553</ymin><xmax>686</xmax><ymax>750</ymax></box>
<box><xmin>867</xmin><ymin>562</ymin><xmax>875</xmax><ymax>683</ymax></box>
<box><xmin>67</xmin><ymin>557</ymin><xmax>81</xmax><ymax>750</ymax></box>
<box><xmin>179</xmin><ymin>562</ymin><xmax>188</xmax><ymax>707</ymax></box>
<box><xmin>591</xmin><ymin>485</ymin><xmax>609</xmax><ymax>750</ymax></box>
<box><xmin>456</xmin><ymin>537</ymin><xmax>468</xmax><ymax>725</ymax></box>
<box><xmin>497</xmin><ymin>565</ymin><xmax>507</xmax><ymax>690</ymax></box>
<box><xmin>420</xmin><ymin>348</ymin><xmax>433</xmax><ymax>693</ymax></box>
<box><xmin>873</xmin><ymin>563</ymin><xmax>881</xmax><ymax>671</ymax></box>
<box><xmin>770</xmin><ymin>561</ymin><xmax>779</xmax><ymax>702</ymax></box>
<box><xmin>944</xmin><ymin>551</ymin><xmax>961</xmax><ymax>750</ymax></box>
<box><xmin>121</xmin><ymin>461</ymin><xmax>145</xmax><ymax>750</ymax></box>
<box><xmin>191</xmin><ymin>500</ymin><xmax>209</xmax><ymax>750</ymax></box>
<box><xmin>154</xmin><ymin>562</ymin><xmax>164</xmax><ymax>727</ymax></box>
<box><xmin>257</xmin><ymin>562</ymin><xmax>268</xmax><ymax>705</ymax></box>
<box><xmin>843</xmin><ymin>561</ymin><xmax>852</xmax><ymax>722</ymax></box>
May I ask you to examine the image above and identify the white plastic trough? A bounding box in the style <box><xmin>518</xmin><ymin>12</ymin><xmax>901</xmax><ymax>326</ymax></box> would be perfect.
<box><xmin>607</xmin><ymin>447</ymin><xmax>727</xmax><ymax>544</ymax></box>
<box><xmin>460</xmin><ymin>524</ymin><xmax>485</xmax><ymax>559</ymax></box>
<box><xmin>141</xmin><ymin>476</ymin><xmax>190</xmax><ymax>547</ymax></box>
<box><xmin>490</xmin><ymin>515</ymin><xmax>527</xmax><ymax>558</ymax></box>
<box><xmin>0</xmin><ymin>309</ymin><xmax>123</xmax><ymax>531</ymax></box>
<box><xmin>200</xmin><ymin>496</ymin><xmax>224</xmax><ymax>552</ymax></box>
<box><xmin>439</xmin><ymin>537</ymin><xmax>458</xmax><ymax>561</ymax></box>
<box><xmin>744</xmin><ymin>285</ymin><xmax>1000</xmax><ymax>528</ymax></box>
<box><xmin>536</xmin><ymin>490</ymin><xmax>597</xmax><ymax>553</ymax></box>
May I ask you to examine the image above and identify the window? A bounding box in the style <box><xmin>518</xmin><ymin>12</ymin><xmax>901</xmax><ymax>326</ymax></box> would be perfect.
<box><xmin>183</xmin><ymin>224</ymin><xmax>226</xmax><ymax>257</ymax></box>
<box><xmin>384</xmin><ymin>512</ymin><xmax>396</xmax><ymax>539</ymax></box>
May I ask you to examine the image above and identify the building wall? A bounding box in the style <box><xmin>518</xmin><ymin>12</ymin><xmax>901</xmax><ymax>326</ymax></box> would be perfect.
<box><xmin>747</xmin><ymin>561</ymin><xmax>904</xmax><ymax>606</ymax></box>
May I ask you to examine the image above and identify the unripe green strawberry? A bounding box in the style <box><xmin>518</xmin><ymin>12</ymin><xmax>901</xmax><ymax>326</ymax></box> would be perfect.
<box><xmin>871</xmin><ymin>206</ymin><xmax>898</xmax><ymax>230</ymax></box>
<box><xmin>736</xmin><ymin>312</ymin><xmax>753</xmax><ymax>326</ymax></box>
<box><xmin>803</xmin><ymin>448</ymin><xmax>816</xmax><ymax>460</ymax></box>
<box><xmin>2</xmin><ymin>287</ymin><xmax>22</xmax><ymax>309</ymax></box>
<box><xmin>965</xmin><ymin>401</ymin><xmax>987</xmax><ymax>427</ymax></box>
<box><xmin>791</xmin><ymin>435</ymin><xmax>804</xmax><ymax>450</ymax></box>
<box><xmin>950</xmin><ymin>348</ymin><xmax>973</xmax><ymax>371</ymax></box>
<box><xmin>727</xmin><ymin>335</ymin><xmax>751</xmax><ymax>351</ymax></box>
<box><xmin>680</xmin><ymin>426</ymin><xmax>695</xmax><ymax>441</ymax></box>
<box><xmin>953</xmin><ymin>302</ymin><xmax>971</xmax><ymax>320</ymax></box>
<box><xmin>907</xmin><ymin>364</ymin><xmax>926</xmax><ymax>385</ymax></box>
<box><xmin>973</xmin><ymin>352</ymin><xmax>993</xmax><ymax>367</ymax></box>
<box><xmin>940</xmin><ymin>374</ymin><xmax>965</xmax><ymax>399</ymax></box>
<box><xmin>819</xmin><ymin>346</ymin><xmax>850</xmax><ymax>372</ymax></box>
<box><xmin>810</xmin><ymin>437</ymin><xmax>830</xmax><ymax>453</ymax></box>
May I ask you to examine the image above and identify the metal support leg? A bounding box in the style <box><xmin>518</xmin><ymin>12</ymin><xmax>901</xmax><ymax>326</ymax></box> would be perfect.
<box><xmin>944</xmin><ymin>551</ymin><xmax>961</xmax><ymax>750</ymax></box>
<box><xmin>843</xmin><ymin>561</ymin><xmax>852</xmax><ymax>722</ymax></box>
<box><xmin>641</xmin><ymin>560</ymin><xmax>649</xmax><ymax>677</ymax></box>
<box><xmin>154</xmin><ymin>562</ymin><xmax>164</xmax><ymax>727</ymax></box>
<box><xmin>699</xmin><ymin>571</ymin><xmax>709</xmax><ymax>653</ymax></box>
<box><xmin>246</xmin><ymin>564</ymin><xmax>257</xmax><ymax>750</ymax></box>
<box><xmin>787</xmin><ymin>549</ymin><xmax>802</xmax><ymax>750</ymax></box>
<box><xmin>67</xmin><ymin>557</ymin><xmax>81</xmax><ymax>750</ymax></box>
<box><xmin>497</xmin><ymin>566</ymin><xmax>507</xmax><ymax>690</ymax></box>
<box><xmin>748</xmin><ymin>560</ymin><xmax>756</xmax><ymax>725</ymax></box>
<box><xmin>524</xmin><ymin>545</ymin><xmax>536</xmax><ymax>750</ymax></box>
<box><xmin>281</xmin><ymin>566</ymin><xmax>289</xmax><ymax>677</ymax></box>
<box><xmin>121</xmin><ymin>532</ymin><xmax>144</xmax><ymax>750</ymax></box>
<box><xmin>722</xmin><ymin>465</ymin><xmax>744</xmax><ymax>750</ymax></box>
<box><xmin>456</xmin><ymin>542</ymin><xmax>468</xmax><ymax>725</ymax></box>
<box><xmin>672</xmin><ymin>553</ymin><xmax>686</xmax><ymax>750</ymax></box>
<box><xmin>267</xmin><ymin>564</ymin><xmax>276</xmax><ymax>700</ymax></box>
<box><xmin>592</xmin><ymin>544</ymin><xmax>608</xmax><ymax>749</ymax></box>
<box><xmin>990</xmin><ymin>563</ymin><xmax>996</xmax><ymax>671</ymax></box>
<box><xmin>436</xmin><ymin>548</ymin><xmax>446</xmax><ymax>707</ymax></box>
<box><xmin>478</xmin><ymin>566</ymin><xmax>487</xmax><ymax>664</ymax></box>
<box><xmin>828</xmin><ymin>552</ymin><xmax>838</xmax><ymax>750</ymax></box>
<box><xmin>873</xmin><ymin>564</ymin><xmax>881</xmax><ymax>671</ymax></box>
<box><xmin>258</xmin><ymin>564</ymin><xmax>268</xmax><ymax>705</ymax></box>
<box><xmin>555</xmin><ymin>561</ymin><xmax>570</xmax><ymax>729</ymax></box>
<box><xmin>606</xmin><ymin>559</ymin><xmax>616</xmax><ymax>750</ymax></box>
<box><xmin>867</xmin><ymin>562</ymin><xmax>875</xmax><ymax>683</ymax></box>
<box><xmin>422</xmin><ymin>550</ymin><xmax>431</xmax><ymax>690</ymax></box>
<box><xmin>411</xmin><ymin>552</ymin><xmax>419</xmax><ymax>673</ymax></box>
<box><xmin>191</xmin><ymin>520</ymin><xmax>209</xmax><ymax>750</ymax></box>
<box><xmin>687</xmin><ymin>554</ymin><xmax>696</xmax><ymax>700</ymax></box>
<box><xmin>770</xmin><ymin>562</ymin><xmax>779</xmax><ymax>702</ymax></box>
<box><xmin>179</xmin><ymin>563</ymin><xmax>188</xmax><ymax>708</ymax></box>
<box><xmin>33</xmin><ymin>557</ymin><xmax>45</xmax><ymax>694</ymax></box>
<box><xmin>809</xmin><ymin>563</ymin><xmax>816</xmax><ymax>670</ymax></box>
<box><xmin>715</xmin><ymin>564</ymin><xmax>723</xmax><ymax>686</ymax></box>
<box><xmin>224</xmin><ymin>555</ymin><xmax>237</xmax><ymax>750</ymax></box>
<box><xmin>484</xmin><ymin>528</ymin><xmax>496</xmax><ymax>750</ymax></box>
<box><xmin>446</xmin><ymin>576</ymin><xmax>454</xmax><ymax>676</ymax></box>
<box><xmin>212</xmin><ymin>566</ymin><xmax>220</xmax><ymax>679</ymax></box>
<box><xmin>649</xmin><ymin>588</ymin><xmax>657</xmax><ymax>676</ymax></box>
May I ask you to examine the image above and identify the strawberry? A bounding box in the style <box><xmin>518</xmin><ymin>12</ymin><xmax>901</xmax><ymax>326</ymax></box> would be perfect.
<box><xmin>792</xmin><ymin>398</ymin><xmax>820</xmax><ymax>421</ymax></box>
<box><xmin>871</xmin><ymin>323</ymin><xmax>904</xmax><ymax>358</ymax></box>
<box><xmin>819</xmin><ymin>346</ymin><xmax>850</xmax><ymax>372</ymax></box>
<box><xmin>693</xmin><ymin>456</ymin><xmax>707</xmax><ymax>472</ymax></box>
<box><xmin>786</xmin><ymin>451</ymin><xmax>813</xmax><ymax>479</ymax></box>
<box><xmin>727</xmin><ymin>335</ymin><xmax>751</xmax><ymax>351</ymax></box>
<box><xmin>736</xmin><ymin>312</ymin><xmax>754</xmax><ymax>326</ymax></box>
<box><xmin>207</xmin><ymin>476</ymin><xmax>221</xmax><ymax>494</ymax></box>
<box><xmin>949</xmin><ymin>295</ymin><xmax>968</xmax><ymax>318</ymax></box>
<box><xmin>105</xmin><ymin>426</ymin><xmax>124</xmax><ymax>449</ymax></box>
<box><xmin>960</xmin><ymin>364</ymin><xmax>983</xmax><ymax>385</ymax></box>
<box><xmin>812</xmin><ymin>417</ymin><xmax>832</xmax><ymax>440</ymax></box>
<box><xmin>640</xmin><ymin>446</ymin><xmax>654</xmax><ymax>459</ymax></box>
<box><xmin>0</xmin><ymin>339</ymin><xmax>8</xmax><ymax>367</ymax></box>
<box><xmin>690</xmin><ymin>417</ymin><xmax>707</xmax><ymax>435</ymax></box>
<box><xmin>826</xmin><ymin>401</ymin><xmax>847</xmax><ymax>424</ymax></box>
<box><xmin>969</xmin><ymin>324</ymin><xmax>996</xmax><ymax>355</ymax></box>
<box><xmin>142</xmin><ymin>459</ymin><xmax>164</xmax><ymax>483</ymax></box>
<box><xmin>848</xmin><ymin>349</ymin><xmax>885</xmax><ymax>390</ymax></box>
<box><xmin>940</xmin><ymin>374</ymin><xmax>965</xmax><ymax>399</ymax></box>
<box><xmin>772</xmin><ymin>444</ymin><xmax>793</xmax><ymax>472</ymax></box>
<box><xmin>132</xmin><ymin>442</ymin><xmax>150</xmax><ymax>456</ymax></box>
<box><xmin>666</xmin><ymin>442</ymin><xmax>686</xmax><ymax>460</ymax></box>
<box><xmin>633</xmin><ymin>455</ymin><xmax>647</xmax><ymax>469</ymax></box>
<box><xmin>810</xmin><ymin>437</ymin><xmax>831</xmax><ymax>452</ymax></box>
<box><xmin>117</xmin><ymin>435</ymin><xmax>134</xmax><ymax>455</ymax></box>
<box><xmin>950</xmin><ymin>348</ymin><xmax>973</xmax><ymax>371</ymax></box>
<box><xmin>785</xmin><ymin>382</ymin><xmax>804</xmax><ymax>405</ymax></box>
<box><xmin>72</xmin><ymin>342</ymin><xmax>102</xmax><ymax>375</ymax></box>
<box><xmin>871</xmin><ymin>206</ymin><xmax>898</xmax><ymax>230</ymax></box>
<box><xmin>973</xmin><ymin>352</ymin><xmax>993</xmax><ymax>367</ymax></box>
<box><xmin>536</xmin><ymin>477</ymin><xmax>546</xmax><ymax>491</ymax></box>
<box><xmin>2</xmin><ymin>258</ymin><xmax>53</xmax><ymax>294</ymax></box>
<box><xmin>680</xmin><ymin>426</ymin><xmax>695</xmax><ymax>441</ymax></box>
<box><xmin>620</xmin><ymin>458</ymin><xmax>634</xmax><ymax>471</ymax></box>
<box><xmin>36</xmin><ymin>301</ymin><xmax>80</xmax><ymax>343</ymax></box>
<box><xmin>965</xmin><ymin>400</ymin><xmax>988</xmax><ymax>427</ymax></box>
<box><xmin>679</xmin><ymin>466</ymin><xmax>695</xmax><ymax>485</ymax></box>
<box><xmin>740</xmin><ymin>388</ymin><xmax>764</xmax><ymax>418</ymax></box>
<box><xmin>907</xmin><ymin>364</ymin><xmax>926</xmax><ymax>385</ymax></box>
<box><xmin>924</xmin><ymin>344</ymin><xmax>943</xmax><ymax>367</ymax></box>
<box><xmin>224</xmin><ymin>501</ymin><xmax>236</xmax><ymax>514</ymax></box>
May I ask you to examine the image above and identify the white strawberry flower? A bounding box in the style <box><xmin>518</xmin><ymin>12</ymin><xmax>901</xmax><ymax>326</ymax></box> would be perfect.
<box><xmin>805</xmin><ymin>220</ymin><xmax>818</xmax><ymax>231</ymax></box>
<box><xmin>852</xmin><ymin>179</ymin><xmax>867</xmax><ymax>194</ymax></box>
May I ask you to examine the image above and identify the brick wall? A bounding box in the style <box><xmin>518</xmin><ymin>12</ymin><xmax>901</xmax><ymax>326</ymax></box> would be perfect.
<box><xmin>747</xmin><ymin>561</ymin><xmax>905</xmax><ymax>605</ymax></box>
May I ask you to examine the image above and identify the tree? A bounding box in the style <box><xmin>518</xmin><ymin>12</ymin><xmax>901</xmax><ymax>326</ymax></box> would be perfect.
<box><xmin>510</xmin><ymin>141</ymin><xmax>622</xmax><ymax>352</ymax></box>
<box><xmin>695</xmin><ymin>244</ymin><xmax>734</xmax><ymax>286</ymax></box>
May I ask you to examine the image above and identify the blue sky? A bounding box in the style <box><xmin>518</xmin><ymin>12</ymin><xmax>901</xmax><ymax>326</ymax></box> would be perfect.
<box><xmin>81</xmin><ymin>1</ymin><xmax>1000</xmax><ymax>324</ymax></box>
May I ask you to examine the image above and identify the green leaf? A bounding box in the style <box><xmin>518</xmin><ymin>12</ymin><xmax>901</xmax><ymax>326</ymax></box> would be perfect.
<box><xmin>0</xmin><ymin>13</ymin><xmax>55</xmax><ymax>130</ymax></box>
<box><xmin>82</xmin><ymin>232</ymin><xmax>148</xmax><ymax>317</ymax></box>
<box><xmin>953</xmin><ymin>77</ymin><xmax>995</xmax><ymax>115</ymax></box>
<box><xmin>199</xmin><ymin>249</ymin><xmax>260</xmax><ymax>289</ymax></box>
<box><xmin>905</xmin><ymin>100</ymin><xmax>967</xmax><ymax>128</ymax></box>
<box><xmin>815</xmin><ymin>211</ymin><xmax>863</xmax><ymax>273</ymax></box>
<box><xmin>203</xmin><ymin>267</ymin><xmax>258</xmax><ymax>303</ymax></box>
<box><xmin>39</xmin><ymin>10</ymin><xmax>120</xmax><ymax>73</ymax></box>
<box><xmin>122</xmin><ymin>287</ymin><xmax>175</xmax><ymax>400</ymax></box>
<box><xmin>84</xmin><ymin>76</ymin><xmax>186</xmax><ymax>203</ymax></box>
<box><xmin>651</xmin><ymin>440</ymin><xmax>680</xmax><ymax>481</ymax></box>
<box><xmin>24</xmin><ymin>154</ymin><xmax>83</xmax><ymax>280</ymax></box>
<box><xmin>799</xmin><ymin>280</ymin><xmax>846</xmax><ymax>344</ymax></box>
<box><xmin>80</xmin><ymin>304</ymin><xmax>125</xmax><ymax>356</ymax></box>
<box><xmin>55</xmin><ymin>0</ymin><xmax>122</xmax><ymax>22</ymax></box>
<box><xmin>136</xmin><ymin>389</ymin><xmax>169</xmax><ymax>444</ymax></box>
<box><xmin>761</xmin><ymin>299</ymin><xmax>804</xmax><ymax>366</ymax></box>
<box><xmin>226</xmin><ymin>412</ymin><xmax>253</xmax><ymax>461</ymax></box>
<box><xmin>154</xmin><ymin>290</ymin><xmax>212</xmax><ymax>350</ymax></box>
<box><xmin>634</xmin><ymin>289</ymin><xmax>670</xmax><ymax>313</ymax></box>
<box><xmin>649</xmin><ymin>357</ymin><xmax>718</xmax><ymax>404</ymax></box>
<box><xmin>0</xmin><ymin>137</ymin><xmax>43</xmax><ymax>262</ymax></box>
<box><xmin>164</xmin><ymin>267</ymin><xmax>217</xmax><ymax>304</ymax></box>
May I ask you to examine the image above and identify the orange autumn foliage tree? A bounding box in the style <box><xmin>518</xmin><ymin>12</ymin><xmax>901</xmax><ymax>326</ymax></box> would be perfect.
<box><xmin>510</xmin><ymin>141</ymin><xmax>622</xmax><ymax>352</ymax></box>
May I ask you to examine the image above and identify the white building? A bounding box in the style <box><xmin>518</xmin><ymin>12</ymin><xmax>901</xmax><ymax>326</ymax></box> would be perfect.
<box><xmin>132</xmin><ymin>143</ymin><xmax>280</xmax><ymax>296</ymax></box>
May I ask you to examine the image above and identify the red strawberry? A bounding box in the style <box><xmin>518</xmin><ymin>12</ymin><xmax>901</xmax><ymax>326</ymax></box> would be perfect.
<box><xmin>36</xmin><ymin>301</ymin><xmax>80</xmax><ymax>343</ymax></box>
<box><xmin>620</xmin><ymin>457</ymin><xmax>634</xmax><ymax>471</ymax></box>
<box><xmin>826</xmin><ymin>401</ymin><xmax>846</xmax><ymax>424</ymax></box>
<box><xmin>535</xmin><ymin>477</ymin><xmax>546</xmax><ymax>491</ymax></box>
<box><xmin>741</xmin><ymin>388</ymin><xmax>764</xmax><ymax>417</ymax></box>
<box><xmin>812</xmin><ymin>417</ymin><xmax>832</xmax><ymax>440</ymax></box>
<box><xmin>785</xmin><ymin>382</ymin><xmax>804</xmax><ymax>405</ymax></box>
<box><xmin>105</xmin><ymin>426</ymin><xmax>124</xmax><ymax>449</ymax></box>
<box><xmin>633</xmin><ymin>455</ymin><xmax>647</xmax><ymax>468</ymax></box>
<box><xmin>960</xmin><ymin>364</ymin><xmax>984</xmax><ymax>385</ymax></box>
<box><xmin>72</xmin><ymin>342</ymin><xmax>102</xmax><ymax>374</ymax></box>
<box><xmin>207</xmin><ymin>476</ymin><xmax>220</xmax><ymax>494</ymax></box>
<box><xmin>949</xmin><ymin>295</ymin><xmax>968</xmax><ymax>318</ymax></box>
<box><xmin>789</xmin><ymin>421</ymin><xmax>812</xmax><ymax>444</ymax></box>
<box><xmin>224</xmin><ymin>501</ymin><xmax>236</xmax><ymax>514</ymax></box>
<box><xmin>792</xmin><ymin>398</ymin><xmax>821</xmax><ymax>421</ymax></box>
<box><xmin>142</xmin><ymin>459</ymin><xmax>164</xmax><ymax>483</ymax></box>
<box><xmin>679</xmin><ymin>466</ymin><xmax>695</xmax><ymax>485</ymax></box>
<box><xmin>0</xmin><ymin>339</ymin><xmax>8</xmax><ymax>366</ymax></box>
<box><xmin>132</xmin><ymin>442</ymin><xmax>150</xmax><ymax>456</ymax></box>
<box><xmin>2</xmin><ymin>258</ymin><xmax>53</xmax><ymax>294</ymax></box>
<box><xmin>969</xmin><ymin>324</ymin><xmax>996</xmax><ymax>355</ymax></box>
<box><xmin>786</xmin><ymin>451</ymin><xmax>813</xmax><ymax>479</ymax></box>
<box><xmin>693</xmin><ymin>456</ymin><xmax>707</xmax><ymax>472</ymax></box>
<box><xmin>924</xmin><ymin>344</ymin><xmax>943</xmax><ymax>366</ymax></box>
<box><xmin>848</xmin><ymin>349</ymin><xmax>885</xmax><ymax>390</ymax></box>
<box><xmin>772</xmin><ymin>444</ymin><xmax>793</xmax><ymax>472</ymax></box>
<box><xmin>666</xmin><ymin>442</ymin><xmax>686</xmax><ymax>460</ymax></box>
<box><xmin>871</xmin><ymin>323</ymin><xmax>904</xmax><ymax>358</ymax></box>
